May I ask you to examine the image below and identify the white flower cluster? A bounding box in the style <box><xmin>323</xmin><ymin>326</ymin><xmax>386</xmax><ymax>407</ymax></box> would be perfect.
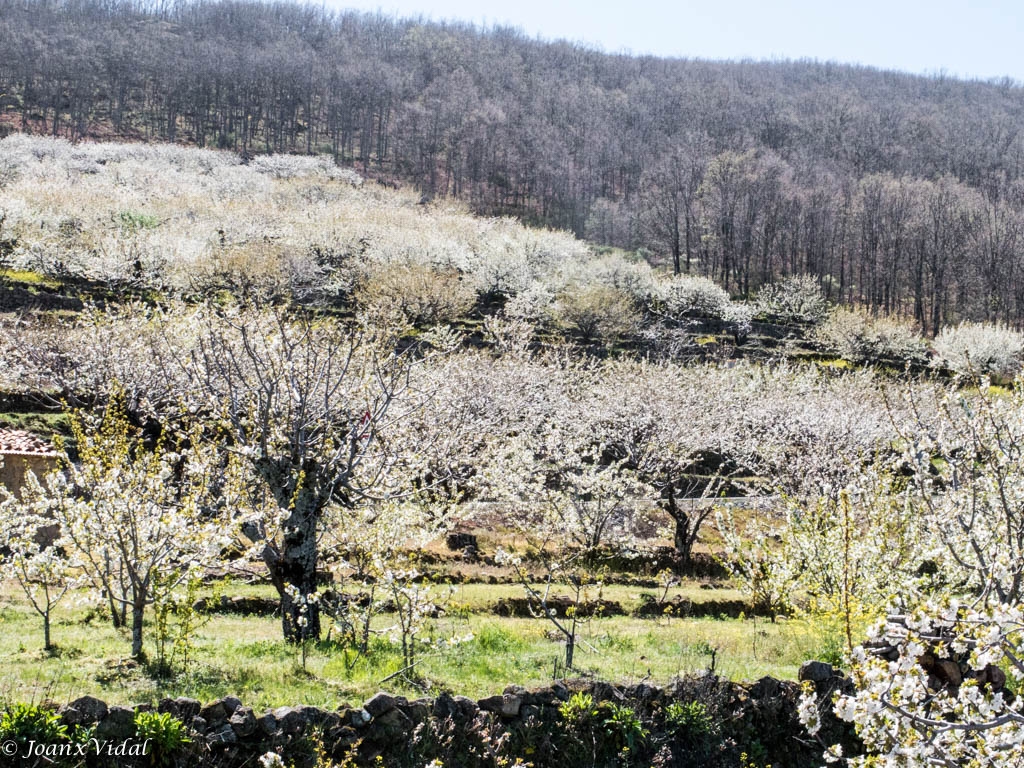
<box><xmin>258</xmin><ymin>752</ymin><xmax>286</xmax><ymax>768</ymax></box>
<box><xmin>284</xmin><ymin>584</ymin><xmax>320</xmax><ymax>631</ymax></box>
<box><xmin>802</xmin><ymin>602</ymin><xmax>1024</xmax><ymax>767</ymax></box>
<box><xmin>932</xmin><ymin>321</ymin><xmax>1024</xmax><ymax>380</ymax></box>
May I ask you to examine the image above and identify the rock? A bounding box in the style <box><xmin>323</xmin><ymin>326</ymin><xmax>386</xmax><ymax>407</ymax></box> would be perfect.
<box><xmin>493</xmin><ymin>595</ymin><xmax>625</xmax><ymax>618</ymax></box>
<box><xmin>864</xmin><ymin>642</ymin><xmax>900</xmax><ymax>662</ymax></box>
<box><xmin>229</xmin><ymin>707</ymin><xmax>257</xmax><ymax>738</ymax></box>
<box><xmin>477</xmin><ymin>695</ymin><xmax>504</xmax><ymax>714</ymax></box>
<box><xmin>749</xmin><ymin>676</ymin><xmax>782</xmax><ymax>699</ymax></box>
<box><xmin>530</xmin><ymin>687</ymin><xmax>563</xmax><ymax>706</ymax></box>
<box><xmin>366</xmin><ymin>707</ymin><xmax>413</xmax><ymax>741</ymax></box>
<box><xmin>298</xmin><ymin>706</ymin><xmax>341</xmax><ymax>730</ymax></box>
<box><xmin>60</xmin><ymin>695</ymin><xmax>108</xmax><ymax>726</ymax></box>
<box><xmin>432</xmin><ymin>693</ymin><xmax>458</xmax><ymax>719</ymax></box>
<box><xmin>272</xmin><ymin>706</ymin><xmax>307</xmax><ymax>735</ymax></box>
<box><xmin>551</xmin><ymin>682</ymin><xmax>570</xmax><ymax>701</ymax></box>
<box><xmin>95</xmin><ymin>706</ymin><xmax>136</xmax><ymax>741</ymax></box>
<box><xmin>400</xmin><ymin>699</ymin><xmax>431</xmax><ymax>723</ymax></box>
<box><xmin>331</xmin><ymin>725</ymin><xmax>359</xmax><ymax>747</ymax></box>
<box><xmin>481</xmin><ymin>690</ymin><xmax>524</xmax><ymax>718</ymax></box>
<box><xmin>364</xmin><ymin>692</ymin><xmax>400</xmax><ymax>718</ymax></box>
<box><xmin>980</xmin><ymin>663</ymin><xmax>1007</xmax><ymax>691</ymax></box>
<box><xmin>500</xmin><ymin>694</ymin><xmax>523</xmax><ymax>718</ymax></box>
<box><xmin>200</xmin><ymin>699</ymin><xmax>230</xmax><ymax>725</ymax></box>
<box><xmin>631</xmin><ymin>683</ymin><xmax>661</xmax><ymax>701</ymax></box>
<box><xmin>347</xmin><ymin>708</ymin><xmax>372</xmax><ymax>727</ymax></box>
<box><xmin>207</xmin><ymin>723</ymin><xmax>237</xmax><ymax>744</ymax></box>
<box><xmin>446</xmin><ymin>532</ymin><xmax>478</xmax><ymax>552</ymax></box>
<box><xmin>158</xmin><ymin>697</ymin><xmax>202</xmax><ymax>722</ymax></box>
<box><xmin>257</xmin><ymin>712</ymin><xmax>278</xmax><ymax>736</ymax></box>
<box><xmin>798</xmin><ymin>661</ymin><xmax>834</xmax><ymax>683</ymax></box>
<box><xmin>454</xmin><ymin>695</ymin><xmax>479</xmax><ymax>719</ymax></box>
<box><xmin>193</xmin><ymin>595</ymin><xmax>279</xmax><ymax>616</ymax></box>
<box><xmin>222</xmin><ymin>696</ymin><xmax>243</xmax><ymax>715</ymax></box>
<box><xmin>191</xmin><ymin>716</ymin><xmax>208</xmax><ymax>734</ymax></box>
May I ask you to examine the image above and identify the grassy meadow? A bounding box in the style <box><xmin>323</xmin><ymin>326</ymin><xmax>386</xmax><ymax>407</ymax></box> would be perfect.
<box><xmin>0</xmin><ymin>574</ymin><xmax>815</xmax><ymax>709</ymax></box>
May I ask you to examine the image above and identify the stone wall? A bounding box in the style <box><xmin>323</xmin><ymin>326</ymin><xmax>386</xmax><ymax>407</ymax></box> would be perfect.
<box><xmin>0</xmin><ymin>453</ymin><xmax>57</xmax><ymax>498</ymax></box>
<box><xmin>40</xmin><ymin>666</ymin><xmax>857</xmax><ymax>768</ymax></box>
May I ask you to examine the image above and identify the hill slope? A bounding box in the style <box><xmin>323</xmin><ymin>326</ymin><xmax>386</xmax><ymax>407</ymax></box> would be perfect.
<box><xmin>2</xmin><ymin>0</ymin><xmax>1024</xmax><ymax>327</ymax></box>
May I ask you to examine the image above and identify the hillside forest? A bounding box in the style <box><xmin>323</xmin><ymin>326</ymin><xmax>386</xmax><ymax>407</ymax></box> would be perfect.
<box><xmin>4</xmin><ymin>0</ymin><xmax>1024</xmax><ymax>330</ymax></box>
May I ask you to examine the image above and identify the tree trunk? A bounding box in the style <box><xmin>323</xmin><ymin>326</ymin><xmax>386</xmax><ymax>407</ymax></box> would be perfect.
<box><xmin>107</xmin><ymin>591</ymin><xmax>123</xmax><ymax>629</ymax></box>
<box><xmin>43</xmin><ymin>611</ymin><xmax>51</xmax><ymax>650</ymax></box>
<box><xmin>255</xmin><ymin>459</ymin><xmax>326</xmax><ymax>645</ymax></box>
<box><xmin>274</xmin><ymin>491</ymin><xmax>322</xmax><ymax>644</ymax></box>
<box><xmin>673</xmin><ymin>515</ymin><xmax>692</xmax><ymax>568</ymax></box>
<box><xmin>131</xmin><ymin>597</ymin><xmax>145</xmax><ymax>658</ymax></box>
<box><xmin>664</xmin><ymin>483</ymin><xmax>693</xmax><ymax>568</ymax></box>
<box><xmin>103</xmin><ymin>551</ymin><xmax>123</xmax><ymax>629</ymax></box>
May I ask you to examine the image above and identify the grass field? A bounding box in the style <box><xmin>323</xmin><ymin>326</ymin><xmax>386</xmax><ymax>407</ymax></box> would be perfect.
<box><xmin>0</xmin><ymin>577</ymin><xmax>819</xmax><ymax>710</ymax></box>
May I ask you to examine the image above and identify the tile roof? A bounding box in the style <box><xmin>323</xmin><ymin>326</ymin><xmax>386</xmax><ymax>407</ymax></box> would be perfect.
<box><xmin>0</xmin><ymin>428</ymin><xmax>57</xmax><ymax>456</ymax></box>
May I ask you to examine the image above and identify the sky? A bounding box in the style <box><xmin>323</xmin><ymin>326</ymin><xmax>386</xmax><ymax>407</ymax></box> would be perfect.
<box><xmin>327</xmin><ymin>0</ymin><xmax>1024</xmax><ymax>82</ymax></box>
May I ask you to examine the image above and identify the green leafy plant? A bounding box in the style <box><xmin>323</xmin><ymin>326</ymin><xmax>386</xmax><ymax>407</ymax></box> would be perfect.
<box><xmin>117</xmin><ymin>210</ymin><xmax>160</xmax><ymax>232</ymax></box>
<box><xmin>603</xmin><ymin>702</ymin><xmax>648</xmax><ymax>754</ymax></box>
<box><xmin>134</xmin><ymin>710</ymin><xmax>189</xmax><ymax>766</ymax></box>
<box><xmin>0</xmin><ymin>702</ymin><xmax>68</xmax><ymax>748</ymax></box>
<box><xmin>665</xmin><ymin>700</ymin><xmax>714</xmax><ymax>737</ymax></box>
<box><xmin>558</xmin><ymin>691</ymin><xmax>598</xmax><ymax>727</ymax></box>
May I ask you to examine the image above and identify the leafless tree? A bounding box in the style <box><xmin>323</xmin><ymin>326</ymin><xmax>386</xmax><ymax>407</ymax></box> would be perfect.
<box><xmin>174</xmin><ymin>306</ymin><xmax>414</xmax><ymax>643</ymax></box>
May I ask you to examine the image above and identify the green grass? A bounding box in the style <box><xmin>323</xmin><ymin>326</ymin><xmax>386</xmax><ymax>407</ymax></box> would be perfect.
<box><xmin>0</xmin><ymin>268</ymin><xmax>62</xmax><ymax>290</ymax></box>
<box><xmin>0</xmin><ymin>411</ymin><xmax>71</xmax><ymax>439</ymax></box>
<box><xmin>150</xmin><ymin>576</ymin><xmax>747</xmax><ymax>613</ymax></box>
<box><xmin>116</xmin><ymin>210</ymin><xmax>160</xmax><ymax>232</ymax></box>
<box><xmin>0</xmin><ymin>579</ymin><xmax>813</xmax><ymax>710</ymax></box>
<box><xmin>815</xmin><ymin>358</ymin><xmax>854</xmax><ymax>370</ymax></box>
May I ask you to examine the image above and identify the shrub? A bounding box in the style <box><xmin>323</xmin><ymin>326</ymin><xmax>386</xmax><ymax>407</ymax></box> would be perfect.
<box><xmin>658</xmin><ymin>275</ymin><xmax>732</xmax><ymax>320</ymax></box>
<box><xmin>664</xmin><ymin>700</ymin><xmax>711</xmax><ymax>733</ymax></box>
<box><xmin>0</xmin><ymin>154</ymin><xmax>19</xmax><ymax>189</ymax></box>
<box><xmin>473</xmin><ymin>624</ymin><xmax>527</xmax><ymax>653</ymax></box>
<box><xmin>723</xmin><ymin>301</ymin><xmax>754</xmax><ymax>344</ymax></box>
<box><xmin>817</xmin><ymin>308</ymin><xmax>929</xmax><ymax>365</ymax></box>
<box><xmin>504</xmin><ymin>281</ymin><xmax>555</xmax><ymax>324</ymax></box>
<box><xmin>584</xmin><ymin>254</ymin><xmax>659</xmax><ymax>304</ymax></box>
<box><xmin>550</xmin><ymin>284</ymin><xmax>640</xmax><ymax>342</ymax></box>
<box><xmin>250</xmin><ymin>154</ymin><xmax>362</xmax><ymax>183</ymax></box>
<box><xmin>932</xmin><ymin>321</ymin><xmax>1024</xmax><ymax>380</ymax></box>
<box><xmin>198</xmin><ymin>242</ymin><xmax>327</xmax><ymax>302</ymax></box>
<box><xmin>754</xmin><ymin>274</ymin><xmax>830</xmax><ymax>324</ymax></box>
<box><xmin>356</xmin><ymin>263</ymin><xmax>476</xmax><ymax>328</ymax></box>
<box><xmin>116</xmin><ymin>210</ymin><xmax>160</xmax><ymax>232</ymax></box>
<box><xmin>664</xmin><ymin>700</ymin><xmax>716</xmax><ymax>745</ymax></box>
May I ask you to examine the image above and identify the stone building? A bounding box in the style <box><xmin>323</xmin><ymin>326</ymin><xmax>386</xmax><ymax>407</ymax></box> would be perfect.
<box><xmin>0</xmin><ymin>427</ymin><xmax>58</xmax><ymax>498</ymax></box>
